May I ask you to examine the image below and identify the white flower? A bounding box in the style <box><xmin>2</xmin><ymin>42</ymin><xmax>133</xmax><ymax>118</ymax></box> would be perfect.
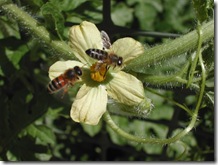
<box><xmin>48</xmin><ymin>21</ymin><xmax>153</xmax><ymax>125</ymax></box>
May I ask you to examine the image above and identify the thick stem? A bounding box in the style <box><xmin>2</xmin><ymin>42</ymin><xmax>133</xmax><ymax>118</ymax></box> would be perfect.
<box><xmin>0</xmin><ymin>3</ymin><xmax>77</xmax><ymax>60</ymax></box>
<box><xmin>126</xmin><ymin>20</ymin><xmax>214</xmax><ymax>72</ymax></box>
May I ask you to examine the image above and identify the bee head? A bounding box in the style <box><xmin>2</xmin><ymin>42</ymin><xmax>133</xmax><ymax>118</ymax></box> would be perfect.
<box><xmin>117</xmin><ymin>57</ymin><xmax>123</xmax><ymax>66</ymax></box>
<box><xmin>65</xmin><ymin>69</ymin><xmax>76</xmax><ymax>79</ymax></box>
<box><xmin>74</xmin><ymin>66</ymin><xmax>82</xmax><ymax>76</ymax></box>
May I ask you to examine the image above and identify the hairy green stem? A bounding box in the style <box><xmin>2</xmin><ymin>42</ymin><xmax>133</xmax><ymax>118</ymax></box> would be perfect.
<box><xmin>103</xmin><ymin>110</ymin><xmax>193</xmax><ymax>144</ymax></box>
<box><xmin>137</xmin><ymin>60</ymin><xmax>190</xmax><ymax>85</ymax></box>
<box><xmin>126</xmin><ymin>20</ymin><xmax>214</xmax><ymax>72</ymax></box>
<box><xmin>0</xmin><ymin>2</ymin><xmax>76</xmax><ymax>60</ymax></box>
<box><xmin>195</xmin><ymin>31</ymin><xmax>206</xmax><ymax>112</ymax></box>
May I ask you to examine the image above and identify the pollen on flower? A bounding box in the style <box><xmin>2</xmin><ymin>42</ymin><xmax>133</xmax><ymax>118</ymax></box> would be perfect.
<box><xmin>90</xmin><ymin>62</ymin><xmax>108</xmax><ymax>82</ymax></box>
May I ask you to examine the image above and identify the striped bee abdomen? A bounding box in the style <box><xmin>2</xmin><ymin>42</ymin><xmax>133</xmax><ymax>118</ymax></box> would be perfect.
<box><xmin>47</xmin><ymin>76</ymin><xmax>66</xmax><ymax>94</ymax></box>
<box><xmin>85</xmin><ymin>49</ymin><xmax>108</xmax><ymax>61</ymax></box>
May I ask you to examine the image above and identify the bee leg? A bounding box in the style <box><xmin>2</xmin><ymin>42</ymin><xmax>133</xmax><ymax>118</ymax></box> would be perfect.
<box><xmin>103</xmin><ymin>65</ymin><xmax>110</xmax><ymax>78</ymax></box>
<box><xmin>106</xmin><ymin>65</ymin><xmax>110</xmax><ymax>71</ymax></box>
<box><xmin>61</xmin><ymin>85</ymin><xmax>68</xmax><ymax>99</ymax></box>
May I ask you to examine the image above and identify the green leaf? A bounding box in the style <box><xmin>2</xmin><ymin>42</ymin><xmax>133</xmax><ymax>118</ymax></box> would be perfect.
<box><xmin>149</xmin><ymin>105</ymin><xmax>174</xmax><ymax>120</ymax></box>
<box><xmin>26</xmin><ymin>125</ymin><xmax>56</xmax><ymax>145</ymax></box>
<box><xmin>134</xmin><ymin>0</ymin><xmax>161</xmax><ymax>30</ymax></box>
<box><xmin>106</xmin><ymin>115</ymin><xmax>168</xmax><ymax>152</ymax></box>
<box><xmin>167</xmin><ymin>141</ymin><xmax>189</xmax><ymax>160</ymax></box>
<box><xmin>0</xmin><ymin>17</ymin><xmax>20</xmax><ymax>39</ymax></box>
<box><xmin>202</xmin><ymin>41</ymin><xmax>214</xmax><ymax>73</ymax></box>
<box><xmin>172</xmin><ymin>129</ymin><xmax>197</xmax><ymax>147</ymax></box>
<box><xmin>205</xmin><ymin>91</ymin><xmax>214</xmax><ymax>106</ymax></box>
<box><xmin>41</xmin><ymin>2</ymin><xmax>65</xmax><ymax>40</ymax></box>
<box><xmin>192</xmin><ymin>0</ymin><xmax>214</xmax><ymax>23</ymax></box>
<box><xmin>81</xmin><ymin>123</ymin><xmax>102</xmax><ymax>137</ymax></box>
<box><xmin>111</xmin><ymin>2</ymin><xmax>133</xmax><ymax>26</ymax></box>
<box><xmin>5</xmin><ymin>45</ymin><xmax>29</xmax><ymax>70</ymax></box>
<box><xmin>8</xmin><ymin>136</ymin><xmax>48</xmax><ymax>161</ymax></box>
<box><xmin>6</xmin><ymin>150</ymin><xmax>18</xmax><ymax>161</ymax></box>
<box><xmin>106</xmin><ymin>116</ymin><xmax>129</xmax><ymax>146</ymax></box>
<box><xmin>50</xmin><ymin>0</ymin><xmax>87</xmax><ymax>11</ymax></box>
<box><xmin>27</xmin><ymin>0</ymin><xmax>44</xmax><ymax>7</ymax></box>
<box><xmin>129</xmin><ymin>120</ymin><xmax>168</xmax><ymax>153</ymax></box>
<box><xmin>133</xmin><ymin>120</ymin><xmax>168</xmax><ymax>139</ymax></box>
<box><xmin>20</xmin><ymin>0</ymin><xmax>44</xmax><ymax>13</ymax></box>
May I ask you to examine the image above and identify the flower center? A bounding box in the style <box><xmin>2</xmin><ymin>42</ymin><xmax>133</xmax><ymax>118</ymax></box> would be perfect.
<box><xmin>90</xmin><ymin>62</ymin><xmax>108</xmax><ymax>82</ymax></box>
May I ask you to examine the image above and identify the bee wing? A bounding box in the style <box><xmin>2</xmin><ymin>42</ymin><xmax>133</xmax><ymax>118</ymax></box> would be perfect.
<box><xmin>101</xmin><ymin>30</ymin><xmax>111</xmax><ymax>50</ymax></box>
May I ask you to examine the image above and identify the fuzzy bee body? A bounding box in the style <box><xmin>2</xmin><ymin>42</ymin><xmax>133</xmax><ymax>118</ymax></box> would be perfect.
<box><xmin>47</xmin><ymin>66</ymin><xmax>82</xmax><ymax>94</ymax></box>
<box><xmin>85</xmin><ymin>49</ymin><xmax>108</xmax><ymax>61</ymax></box>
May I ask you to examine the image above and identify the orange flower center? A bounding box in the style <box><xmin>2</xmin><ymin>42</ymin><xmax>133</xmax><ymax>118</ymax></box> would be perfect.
<box><xmin>90</xmin><ymin>62</ymin><xmax>108</xmax><ymax>82</ymax></box>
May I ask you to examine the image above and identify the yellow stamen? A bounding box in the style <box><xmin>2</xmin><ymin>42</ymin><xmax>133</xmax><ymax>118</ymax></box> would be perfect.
<box><xmin>90</xmin><ymin>62</ymin><xmax>108</xmax><ymax>82</ymax></box>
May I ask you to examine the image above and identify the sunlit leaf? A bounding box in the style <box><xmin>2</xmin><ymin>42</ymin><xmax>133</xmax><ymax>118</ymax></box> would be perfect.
<box><xmin>192</xmin><ymin>0</ymin><xmax>214</xmax><ymax>23</ymax></box>
<box><xmin>26</xmin><ymin>125</ymin><xmax>56</xmax><ymax>145</ymax></box>
<box><xmin>134</xmin><ymin>1</ymin><xmax>160</xmax><ymax>30</ymax></box>
<box><xmin>106</xmin><ymin>116</ymin><xmax>129</xmax><ymax>146</ymax></box>
<box><xmin>41</xmin><ymin>2</ymin><xmax>65</xmax><ymax>40</ymax></box>
<box><xmin>111</xmin><ymin>2</ymin><xmax>133</xmax><ymax>26</ymax></box>
<box><xmin>0</xmin><ymin>17</ymin><xmax>20</xmax><ymax>39</ymax></box>
<box><xmin>5</xmin><ymin>45</ymin><xmax>29</xmax><ymax>69</ymax></box>
<box><xmin>81</xmin><ymin>123</ymin><xmax>102</xmax><ymax>137</ymax></box>
<box><xmin>50</xmin><ymin>0</ymin><xmax>87</xmax><ymax>11</ymax></box>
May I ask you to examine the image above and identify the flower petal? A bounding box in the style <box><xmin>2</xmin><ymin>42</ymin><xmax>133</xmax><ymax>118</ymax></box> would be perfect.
<box><xmin>110</xmin><ymin>37</ymin><xmax>144</xmax><ymax>64</ymax></box>
<box><xmin>69</xmin><ymin>21</ymin><xmax>103</xmax><ymax>65</ymax></box>
<box><xmin>71</xmin><ymin>84</ymin><xmax>107</xmax><ymax>125</ymax></box>
<box><xmin>48</xmin><ymin>60</ymin><xmax>83</xmax><ymax>80</ymax></box>
<box><xmin>106</xmin><ymin>71</ymin><xmax>144</xmax><ymax>106</ymax></box>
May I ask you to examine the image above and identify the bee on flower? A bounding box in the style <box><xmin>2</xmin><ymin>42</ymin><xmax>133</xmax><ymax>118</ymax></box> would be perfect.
<box><xmin>85</xmin><ymin>30</ymin><xmax>123</xmax><ymax>81</ymax></box>
<box><xmin>48</xmin><ymin>21</ymin><xmax>153</xmax><ymax>125</ymax></box>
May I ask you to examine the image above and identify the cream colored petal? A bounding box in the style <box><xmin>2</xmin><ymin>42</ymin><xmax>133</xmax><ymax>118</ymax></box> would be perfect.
<box><xmin>71</xmin><ymin>84</ymin><xmax>107</xmax><ymax>125</ymax></box>
<box><xmin>48</xmin><ymin>60</ymin><xmax>83</xmax><ymax>80</ymax></box>
<box><xmin>110</xmin><ymin>37</ymin><xmax>144</xmax><ymax>64</ymax></box>
<box><xmin>106</xmin><ymin>71</ymin><xmax>145</xmax><ymax>106</ymax></box>
<box><xmin>69</xmin><ymin>21</ymin><xmax>103</xmax><ymax>65</ymax></box>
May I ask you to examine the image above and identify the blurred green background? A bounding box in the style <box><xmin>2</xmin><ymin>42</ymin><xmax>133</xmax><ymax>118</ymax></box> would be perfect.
<box><xmin>0</xmin><ymin>0</ymin><xmax>214</xmax><ymax>161</ymax></box>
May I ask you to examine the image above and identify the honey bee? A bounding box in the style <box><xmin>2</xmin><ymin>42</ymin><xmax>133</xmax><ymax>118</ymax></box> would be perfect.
<box><xmin>85</xmin><ymin>31</ymin><xmax>123</xmax><ymax>69</ymax></box>
<box><xmin>85</xmin><ymin>49</ymin><xmax>123</xmax><ymax>67</ymax></box>
<box><xmin>47</xmin><ymin>66</ymin><xmax>82</xmax><ymax>94</ymax></box>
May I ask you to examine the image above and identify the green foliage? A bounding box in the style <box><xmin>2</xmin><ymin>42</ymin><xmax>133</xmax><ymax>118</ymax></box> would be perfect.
<box><xmin>0</xmin><ymin>0</ymin><xmax>214</xmax><ymax>161</ymax></box>
<box><xmin>192</xmin><ymin>0</ymin><xmax>214</xmax><ymax>23</ymax></box>
<box><xmin>41</xmin><ymin>2</ymin><xmax>65</xmax><ymax>40</ymax></box>
<box><xmin>111</xmin><ymin>2</ymin><xmax>134</xmax><ymax>26</ymax></box>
